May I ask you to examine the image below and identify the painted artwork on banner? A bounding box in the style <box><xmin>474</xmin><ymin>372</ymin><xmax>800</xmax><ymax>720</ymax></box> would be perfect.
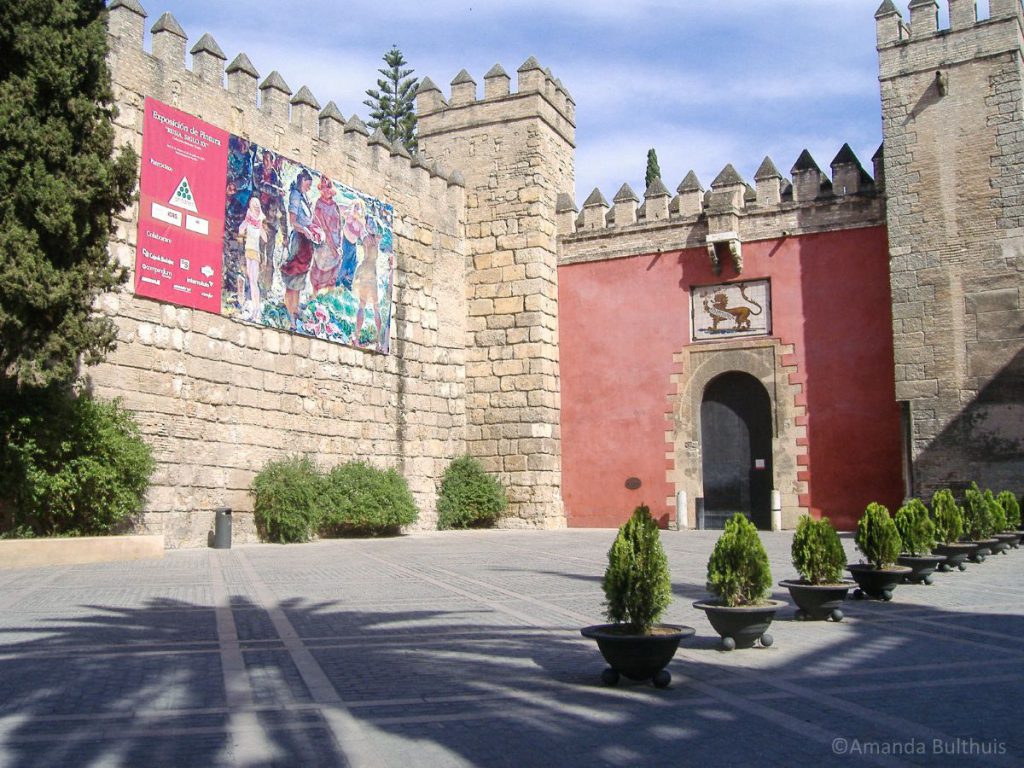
<box><xmin>692</xmin><ymin>279</ymin><xmax>771</xmax><ymax>341</ymax></box>
<box><xmin>135</xmin><ymin>98</ymin><xmax>229</xmax><ymax>313</ymax></box>
<box><xmin>222</xmin><ymin>140</ymin><xmax>395</xmax><ymax>353</ymax></box>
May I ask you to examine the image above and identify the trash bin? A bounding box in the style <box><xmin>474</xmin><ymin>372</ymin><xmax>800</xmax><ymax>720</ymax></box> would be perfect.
<box><xmin>213</xmin><ymin>507</ymin><xmax>232</xmax><ymax>549</ymax></box>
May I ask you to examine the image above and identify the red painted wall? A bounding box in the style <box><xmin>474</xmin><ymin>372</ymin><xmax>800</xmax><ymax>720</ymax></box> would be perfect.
<box><xmin>558</xmin><ymin>226</ymin><xmax>903</xmax><ymax>530</ymax></box>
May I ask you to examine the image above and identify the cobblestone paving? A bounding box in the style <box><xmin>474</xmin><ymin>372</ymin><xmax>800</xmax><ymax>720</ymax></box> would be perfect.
<box><xmin>1</xmin><ymin>530</ymin><xmax>1022</xmax><ymax>767</ymax></box>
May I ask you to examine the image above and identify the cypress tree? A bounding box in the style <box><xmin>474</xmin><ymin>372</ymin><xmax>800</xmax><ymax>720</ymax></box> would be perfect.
<box><xmin>363</xmin><ymin>46</ymin><xmax>419</xmax><ymax>153</ymax></box>
<box><xmin>0</xmin><ymin>0</ymin><xmax>137</xmax><ymax>389</ymax></box>
<box><xmin>645</xmin><ymin>148</ymin><xmax>662</xmax><ymax>189</ymax></box>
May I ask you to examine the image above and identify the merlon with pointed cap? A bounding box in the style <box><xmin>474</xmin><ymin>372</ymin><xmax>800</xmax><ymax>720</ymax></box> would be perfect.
<box><xmin>226</xmin><ymin>53</ymin><xmax>258</xmax><ymax>77</ymax></box>
<box><xmin>754</xmin><ymin>156</ymin><xmax>782</xmax><ymax>180</ymax></box>
<box><xmin>644</xmin><ymin>178</ymin><xmax>671</xmax><ymax>198</ymax></box>
<box><xmin>485</xmin><ymin>64</ymin><xmax>509</xmax><ymax>79</ymax></box>
<box><xmin>344</xmin><ymin>115</ymin><xmax>369</xmax><ymax>136</ymax></box>
<box><xmin>831</xmin><ymin>143</ymin><xmax>862</xmax><ymax>168</ymax></box>
<box><xmin>110</xmin><ymin>0</ymin><xmax>147</xmax><ymax>16</ymax></box>
<box><xmin>452</xmin><ymin>69</ymin><xmax>476</xmax><ymax>85</ymax></box>
<box><xmin>613</xmin><ymin>183</ymin><xmax>639</xmax><ymax>203</ymax></box>
<box><xmin>151</xmin><ymin>12</ymin><xmax>185</xmax><ymax>37</ymax></box>
<box><xmin>290</xmin><ymin>86</ymin><xmax>320</xmax><ymax>109</ymax></box>
<box><xmin>259</xmin><ymin>71</ymin><xmax>291</xmax><ymax>95</ymax></box>
<box><xmin>582</xmin><ymin>188</ymin><xmax>609</xmax><ymax>208</ymax></box>
<box><xmin>792</xmin><ymin>149</ymin><xmax>823</xmax><ymax>174</ymax></box>
<box><xmin>417</xmin><ymin>77</ymin><xmax>441</xmax><ymax>94</ymax></box>
<box><xmin>368</xmin><ymin>128</ymin><xmax>390</xmax><ymax>148</ymax></box>
<box><xmin>556</xmin><ymin>193</ymin><xmax>578</xmax><ymax>213</ymax></box>
<box><xmin>518</xmin><ymin>56</ymin><xmax>543</xmax><ymax>72</ymax></box>
<box><xmin>190</xmin><ymin>33</ymin><xmax>225</xmax><ymax>59</ymax></box>
<box><xmin>875</xmin><ymin>0</ymin><xmax>900</xmax><ymax>18</ymax></box>
<box><xmin>677</xmin><ymin>171</ymin><xmax>704</xmax><ymax>193</ymax></box>
<box><xmin>711</xmin><ymin>164</ymin><xmax>745</xmax><ymax>187</ymax></box>
<box><xmin>319</xmin><ymin>101</ymin><xmax>345</xmax><ymax>123</ymax></box>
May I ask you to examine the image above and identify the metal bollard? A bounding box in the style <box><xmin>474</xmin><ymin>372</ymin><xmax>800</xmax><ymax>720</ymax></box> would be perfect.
<box><xmin>213</xmin><ymin>507</ymin><xmax>232</xmax><ymax>549</ymax></box>
<box><xmin>695</xmin><ymin>497</ymin><xmax>705</xmax><ymax>530</ymax></box>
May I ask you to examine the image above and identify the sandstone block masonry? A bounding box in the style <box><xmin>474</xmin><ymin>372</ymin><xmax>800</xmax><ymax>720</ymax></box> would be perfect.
<box><xmin>877</xmin><ymin>0</ymin><xmax>1024</xmax><ymax>496</ymax></box>
<box><xmin>415</xmin><ymin>61</ymin><xmax>575</xmax><ymax>529</ymax></box>
<box><xmin>100</xmin><ymin>3</ymin><xmax>470</xmax><ymax>545</ymax></box>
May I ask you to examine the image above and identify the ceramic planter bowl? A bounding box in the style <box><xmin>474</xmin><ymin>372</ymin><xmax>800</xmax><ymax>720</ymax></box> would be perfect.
<box><xmin>847</xmin><ymin>563</ymin><xmax>913</xmax><ymax>601</ymax></box>
<box><xmin>778</xmin><ymin>580</ymin><xmax>854</xmax><ymax>621</ymax></box>
<box><xmin>693</xmin><ymin>600</ymin><xmax>785</xmax><ymax>650</ymax></box>
<box><xmin>896</xmin><ymin>554</ymin><xmax>947</xmax><ymax>585</ymax></box>
<box><xmin>580</xmin><ymin>624</ymin><xmax>695</xmax><ymax>688</ymax></box>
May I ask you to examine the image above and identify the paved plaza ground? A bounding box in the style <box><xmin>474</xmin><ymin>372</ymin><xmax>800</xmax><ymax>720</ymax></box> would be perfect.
<box><xmin>1</xmin><ymin>528</ymin><xmax>1022</xmax><ymax>767</ymax></box>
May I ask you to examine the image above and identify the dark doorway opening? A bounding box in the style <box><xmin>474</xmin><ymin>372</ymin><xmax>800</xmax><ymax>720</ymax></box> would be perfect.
<box><xmin>700</xmin><ymin>371</ymin><xmax>773</xmax><ymax>530</ymax></box>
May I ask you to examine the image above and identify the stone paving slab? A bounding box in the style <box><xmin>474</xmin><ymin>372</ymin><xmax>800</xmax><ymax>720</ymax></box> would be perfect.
<box><xmin>1</xmin><ymin>528</ymin><xmax>1022</xmax><ymax>767</ymax></box>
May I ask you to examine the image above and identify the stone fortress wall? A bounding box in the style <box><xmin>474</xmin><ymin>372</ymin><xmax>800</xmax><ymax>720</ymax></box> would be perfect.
<box><xmin>98</xmin><ymin>1</ymin><xmax>570</xmax><ymax>545</ymax></box>
<box><xmin>876</xmin><ymin>0</ymin><xmax>1024</xmax><ymax>497</ymax></box>
<box><xmin>95</xmin><ymin>0</ymin><xmax>1023</xmax><ymax>544</ymax></box>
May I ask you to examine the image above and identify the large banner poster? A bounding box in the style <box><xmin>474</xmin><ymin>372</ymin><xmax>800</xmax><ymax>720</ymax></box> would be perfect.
<box><xmin>135</xmin><ymin>98</ymin><xmax>395</xmax><ymax>354</ymax></box>
<box><xmin>136</xmin><ymin>98</ymin><xmax>228</xmax><ymax>314</ymax></box>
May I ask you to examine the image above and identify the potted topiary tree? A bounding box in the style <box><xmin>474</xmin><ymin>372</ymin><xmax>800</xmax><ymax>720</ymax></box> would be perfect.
<box><xmin>779</xmin><ymin>515</ymin><xmax>853</xmax><ymax>621</ymax></box>
<box><xmin>848</xmin><ymin>502</ymin><xmax>912</xmax><ymax>600</ymax></box>
<box><xmin>962</xmin><ymin>484</ymin><xmax>999</xmax><ymax>563</ymax></box>
<box><xmin>693</xmin><ymin>513</ymin><xmax>785</xmax><ymax>649</ymax></box>
<box><xmin>581</xmin><ymin>504</ymin><xmax>695</xmax><ymax>688</ymax></box>
<box><xmin>988</xmin><ymin>489</ymin><xmax>1019</xmax><ymax>553</ymax></box>
<box><xmin>997</xmin><ymin>490</ymin><xmax>1022</xmax><ymax>547</ymax></box>
<box><xmin>931</xmin><ymin>489</ymin><xmax>971</xmax><ymax>572</ymax></box>
<box><xmin>894</xmin><ymin>498</ymin><xmax>944</xmax><ymax>584</ymax></box>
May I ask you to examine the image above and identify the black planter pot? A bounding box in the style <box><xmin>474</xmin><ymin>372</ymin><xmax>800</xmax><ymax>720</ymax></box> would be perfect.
<box><xmin>693</xmin><ymin>600</ymin><xmax>785</xmax><ymax>650</ymax></box>
<box><xmin>580</xmin><ymin>624</ymin><xmax>695</xmax><ymax>688</ymax></box>
<box><xmin>896</xmin><ymin>554</ymin><xmax>947</xmax><ymax>585</ymax></box>
<box><xmin>964</xmin><ymin>539</ymin><xmax>999</xmax><ymax>563</ymax></box>
<box><xmin>847</xmin><ymin>564</ymin><xmax>913</xmax><ymax>601</ymax></box>
<box><xmin>933</xmin><ymin>542</ymin><xmax>973</xmax><ymax>572</ymax></box>
<box><xmin>994</xmin><ymin>532</ymin><xmax>1019</xmax><ymax>552</ymax></box>
<box><xmin>778</xmin><ymin>580</ymin><xmax>853</xmax><ymax>621</ymax></box>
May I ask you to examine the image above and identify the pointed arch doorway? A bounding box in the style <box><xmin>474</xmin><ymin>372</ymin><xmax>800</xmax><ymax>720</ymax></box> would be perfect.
<box><xmin>700</xmin><ymin>371</ymin><xmax>773</xmax><ymax>530</ymax></box>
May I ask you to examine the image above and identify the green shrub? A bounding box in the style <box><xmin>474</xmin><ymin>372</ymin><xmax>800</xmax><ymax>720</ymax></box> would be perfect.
<box><xmin>985</xmin><ymin>489</ymin><xmax>1007</xmax><ymax>533</ymax></box>
<box><xmin>436</xmin><ymin>455</ymin><xmax>508</xmax><ymax>529</ymax></box>
<box><xmin>602</xmin><ymin>504</ymin><xmax>672</xmax><ymax>634</ymax></box>
<box><xmin>931</xmin><ymin>489</ymin><xmax>963</xmax><ymax>544</ymax></box>
<box><xmin>321</xmin><ymin>461</ymin><xmax>418</xmax><ymax>536</ymax></box>
<box><xmin>997</xmin><ymin>491</ymin><xmax>1021</xmax><ymax>529</ymax></box>
<box><xmin>963</xmin><ymin>483</ymin><xmax>996</xmax><ymax>540</ymax></box>
<box><xmin>893</xmin><ymin>498</ymin><xmax>936</xmax><ymax>556</ymax></box>
<box><xmin>855</xmin><ymin>503</ymin><xmax>902</xmax><ymax>569</ymax></box>
<box><xmin>0</xmin><ymin>387</ymin><xmax>154</xmax><ymax>536</ymax></box>
<box><xmin>791</xmin><ymin>515</ymin><xmax>846</xmax><ymax>584</ymax></box>
<box><xmin>252</xmin><ymin>455</ymin><xmax>323</xmax><ymax>543</ymax></box>
<box><xmin>707</xmin><ymin>513</ymin><xmax>772</xmax><ymax>607</ymax></box>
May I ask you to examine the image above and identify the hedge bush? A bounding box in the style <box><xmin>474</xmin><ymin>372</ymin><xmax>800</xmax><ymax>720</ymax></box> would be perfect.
<box><xmin>436</xmin><ymin>455</ymin><xmax>508</xmax><ymax>529</ymax></box>
<box><xmin>931</xmin><ymin>489</ymin><xmax>964</xmax><ymax>545</ymax></box>
<box><xmin>985</xmin><ymin>489</ymin><xmax>1007</xmax><ymax>533</ymax></box>
<box><xmin>321</xmin><ymin>461</ymin><xmax>418</xmax><ymax>536</ymax></box>
<box><xmin>0</xmin><ymin>387</ymin><xmax>154</xmax><ymax>536</ymax></box>
<box><xmin>252</xmin><ymin>455</ymin><xmax>323</xmax><ymax>543</ymax></box>
<box><xmin>707</xmin><ymin>513</ymin><xmax>772</xmax><ymax>607</ymax></box>
<box><xmin>602</xmin><ymin>504</ymin><xmax>671</xmax><ymax>634</ymax></box>
<box><xmin>963</xmin><ymin>483</ymin><xmax>996</xmax><ymax>540</ymax></box>
<box><xmin>997</xmin><ymin>491</ymin><xmax>1022</xmax><ymax>530</ymax></box>
<box><xmin>894</xmin><ymin>498</ymin><xmax>936</xmax><ymax>556</ymax></box>
<box><xmin>791</xmin><ymin>515</ymin><xmax>846</xmax><ymax>584</ymax></box>
<box><xmin>855</xmin><ymin>502</ymin><xmax>901</xmax><ymax>569</ymax></box>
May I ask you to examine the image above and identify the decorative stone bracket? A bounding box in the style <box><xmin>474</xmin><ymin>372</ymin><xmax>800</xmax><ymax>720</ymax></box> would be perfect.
<box><xmin>706</xmin><ymin>231</ymin><xmax>743</xmax><ymax>275</ymax></box>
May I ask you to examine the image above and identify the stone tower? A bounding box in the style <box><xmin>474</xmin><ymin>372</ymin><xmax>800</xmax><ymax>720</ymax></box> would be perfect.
<box><xmin>877</xmin><ymin>0</ymin><xmax>1024</xmax><ymax>496</ymax></box>
<box><xmin>416</xmin><ymin>60</ymin><xmax>575</xmax><ymax>527</ymax></box>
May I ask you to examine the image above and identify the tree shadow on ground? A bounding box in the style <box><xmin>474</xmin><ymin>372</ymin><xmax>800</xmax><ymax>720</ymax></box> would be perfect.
<box><xmin>1</xmin><ymin>564</ymin><xmax>1023</xmax><ymax>766</ymax></box>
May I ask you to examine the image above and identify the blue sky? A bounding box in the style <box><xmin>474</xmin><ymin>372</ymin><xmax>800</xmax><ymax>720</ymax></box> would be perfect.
<box><xmin>130</xmin><ymin>1</ymin><xmax>921</xmax><ymax>205</ymax></box>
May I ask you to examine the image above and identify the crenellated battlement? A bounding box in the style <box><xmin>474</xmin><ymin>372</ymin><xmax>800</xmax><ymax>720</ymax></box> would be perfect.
<box><xmin>876</xmin><ymin>0</ymin><xmax>1023</xmax><ymax>62</ymax></box>
<box><xmin>415</xmin><ymin>57</ymin><xmax>575</xmax><ymax>147</ymax></box>
<box><xmin>558</xmin><ymin>144</ymin><xmax>882</xmax><ymax>257</ymax></box>
<box><xmin>105</xmin><ymin>2</ymin><xmax>464</xmax><ymax>194</ymax></box>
